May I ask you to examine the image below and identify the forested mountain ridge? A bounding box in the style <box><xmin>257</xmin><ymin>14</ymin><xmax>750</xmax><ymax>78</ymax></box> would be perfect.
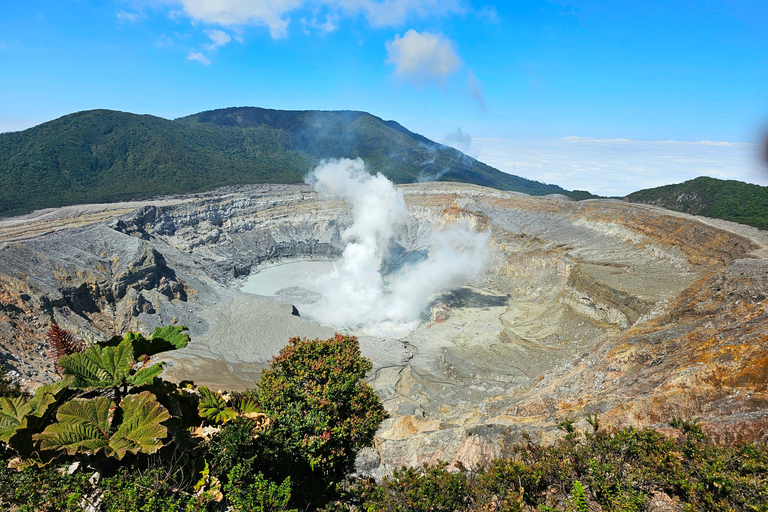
<box><xmin>624</xmin><ymin>176</ymin><xmax>768</xmax><ymax>230</ymax></box>
<box><xmin>0</xmin><ymin>107</ymin><xmax>566</xmax><ymax>217</ymax></box>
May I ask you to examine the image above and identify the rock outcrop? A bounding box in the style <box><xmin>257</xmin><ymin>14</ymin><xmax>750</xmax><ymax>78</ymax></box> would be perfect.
<box><xmin>0</xmin><ymin>182</ymin><xmax>766</xmax><ymax>476</ymax></box>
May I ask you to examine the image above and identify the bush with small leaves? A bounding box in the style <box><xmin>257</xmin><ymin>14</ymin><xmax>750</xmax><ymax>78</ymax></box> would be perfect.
<box><xmin>224</xmin><ymin>463</ymin><xmax>295</xmax><ymax>512</ymax></box>
<box><xmin>254</xmin><ymin>334</ymin><xmax>387</xmax><ymax>508</ymax></box>
<box><xmin>353</xmin><ymin>463</ymin><xmax>475</xmax><ymax>512</ymax></box>
<box><xmin>0</xmin><ymin>460</ymin><xmax>91</xmax><ymax>512</ymax></box>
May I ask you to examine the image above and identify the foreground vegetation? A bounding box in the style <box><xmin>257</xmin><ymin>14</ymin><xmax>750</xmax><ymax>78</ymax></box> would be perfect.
<box><xmin>2</xmin><ymin>326</ymin><xmax>767</xmax><ymax>511</ymax></box>
<box><xmin>0</xmin><ymin>326</ymin><xmax>385</xmax><ymax>510</ymax></box>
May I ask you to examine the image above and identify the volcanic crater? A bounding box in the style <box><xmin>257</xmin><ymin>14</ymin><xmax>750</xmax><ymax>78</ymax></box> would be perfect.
<box><xmin>1</xmin><ymin>182</ymin><xmax>767</xmax><ymax>475</ymax></box>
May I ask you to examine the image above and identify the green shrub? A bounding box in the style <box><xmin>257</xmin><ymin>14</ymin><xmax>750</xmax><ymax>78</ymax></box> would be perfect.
<box><xmin>360</xmin><ymin>463</ymin><xmax>474</xmax><ymax>512</ymax></box>
<box><xmin>99</xmin><ymin>466</ymin><xmax>212</xmax><ymax>512</ymax></box>
<box><xmin>569</xmin><ymin>480</ymin><xmax>588</xmax><ymax>512</ymax></box>
<box><xmin>253</xmin><ymin>334</ymin><xmax>387</xmax><ymax>508</ymax></box>
<box><xmin>224</xmin><ymin>463</ymin><xmax>294</xmax><ymax>512</ymax></box>
<box><xmin>205</xmin><ymin>415</ymin><xmax>263</xmax><ymax>478</ymax></box>
<box><xmin>0</xmin><ymin>461</ymin><xmax>91</xmax><ymax>512</ymax></box>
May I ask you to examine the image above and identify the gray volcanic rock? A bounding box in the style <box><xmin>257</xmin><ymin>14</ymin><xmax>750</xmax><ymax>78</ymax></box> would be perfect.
<box><xmin>0</xmin><ymin>182</ymin><xmax>766</xmax><ymax>475</ymax></box>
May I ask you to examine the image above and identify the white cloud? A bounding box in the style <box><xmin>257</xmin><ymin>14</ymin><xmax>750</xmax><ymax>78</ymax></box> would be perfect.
<box><xmin>300</xmin><ymin>12</ymin><xmax>339</xmax><ymax>33</ymax></box>
<box><xmin>436</xmin><ymin>136</ymin><xmax>767</xmax><ymax>197</ymax></box>
<box><xmin>187</xmin><ymin>51</ymin><xmax>211</xmax><ymax>64</ymax></box>
<box><xmin>172</xmin><ymin>0</ymin><xmax>301</xmax><ymax>38</ymax></box>
<box><xmin>386</xmin><ymin>30</ymin><xmax>461</xmax><ymax>86</ymax></box>
<box><xmin>167</xmin><ymin>0</ymin><xmax>463</xmax><ymax>38</ymax></box>
<box><xmin>204</xmin><ymin>28</ymin><xmax>231</xmax><ymax>49</ymax></box>
<box><xmin>467</xmin><ymin>70</ymin><xmax>486</xmax><ymax>112</ymax></box>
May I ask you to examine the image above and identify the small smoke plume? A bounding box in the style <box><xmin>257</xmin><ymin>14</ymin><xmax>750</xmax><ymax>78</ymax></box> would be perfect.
<box><xmin>416</xmin><ymin>142</ymin><xmax>450</xmax><ymax>182</ymax></box>
<box><xmin>304</xmin><ymin>158</ymin><xmax>490</xmax><ymax>336</ymax></box>
<box><xmin>444</xmin><ymin>128</ymin><xmax>477</xmax><ymax>158</ymax></box>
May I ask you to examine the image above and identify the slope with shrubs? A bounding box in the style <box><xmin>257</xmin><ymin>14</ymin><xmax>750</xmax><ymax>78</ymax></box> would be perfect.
<box><xmin>341</xmin><ymin>417</ymin><xmax>768</xmax><ymax>512</ymax></box>
<box><xmin>625</xmin><ymin>176</ymin><xmax>768</xmax><ymax>230</ymax></box>
<box><xmin>0</xmin><ymin>107</ymin><xmax>567</xmax><ymax>217</ymax></box>
<box><xmin>0</xmin><ymin>109</ymin><xmax>310</xmax><ymax>216</ymax></box>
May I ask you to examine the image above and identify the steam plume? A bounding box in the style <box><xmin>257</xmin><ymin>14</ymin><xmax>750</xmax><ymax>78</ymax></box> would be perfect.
<box><xmin>304</xmin><ymin>158</ymin><xmax>490</xmax><ymax>336</ymax></box>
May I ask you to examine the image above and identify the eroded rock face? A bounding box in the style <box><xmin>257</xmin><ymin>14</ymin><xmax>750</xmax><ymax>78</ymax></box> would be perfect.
<box><xmin>0</xmin><ymin>182</ymin><xmax>766</xmax><ymax>475</ymax></box>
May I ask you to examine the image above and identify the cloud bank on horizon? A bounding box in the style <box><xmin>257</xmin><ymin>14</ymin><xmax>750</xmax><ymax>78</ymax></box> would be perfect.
<box><xmin>437</xmin><ymin>133</ymin><xmax>767</xmax><ymax>197</ymax></box>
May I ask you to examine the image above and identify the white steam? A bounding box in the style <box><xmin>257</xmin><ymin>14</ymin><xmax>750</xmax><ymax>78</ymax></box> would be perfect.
<box><xmin>303</xmin><ymin>158</ymin><xmax>490</xmax><ymax>336</ymax></box>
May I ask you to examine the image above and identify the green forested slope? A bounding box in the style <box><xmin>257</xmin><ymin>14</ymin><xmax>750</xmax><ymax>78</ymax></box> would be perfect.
<box><xmin>0</xmin><ymin>107</ymin><xmax>565</xmax><ymax>217</ymax></box>
<box><xmin>624</xmin><ymin>176</ymin><xmax>768</xmax><ymax>230</ymax></box>
<box><xmin>178</xmin><ymin>107</ymin><xmax>562</xmax><ymax>193</ymax></box>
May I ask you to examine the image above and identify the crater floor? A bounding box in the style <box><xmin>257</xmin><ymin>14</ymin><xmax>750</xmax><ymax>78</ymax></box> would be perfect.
<box><xmin>1</xmin><ymin>182</ymin><xmax>766</xmax><ymax>475</ymax></box>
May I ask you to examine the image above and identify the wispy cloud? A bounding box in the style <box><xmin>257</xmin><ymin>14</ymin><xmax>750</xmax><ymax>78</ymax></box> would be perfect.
<box><xmin>300</xmin><ymin>13</ymin><xmax>339</xmax><ymax>34</ymax></box>
<box><xmin>155</xmin><ymin>34</ymin><xmax>175</xmax><ymax>48</ymax></box>
<box><xmin>436</xmin><ymin>136</ymin><xmax>767</xmax><ymax>196</ymax></box>
<box><xmin>475</xmin><ymin>5</ymin><xmax>499</xmax><ymax>23</ymax></box>
<box><xmin>386</xmin><ymin>30</ymin><xmax>461</xmax><ymax>87</ymax></box>
<box><xmin>187</xmin><ymin>51</ymin><xmax>211</xmax><ymax>65</ymax></box>
<box><xmin>351</xmin><ymin>0</ymin><xmax>463</xmax><ymax>28</ymax></box>
<box><xmin>167</xmin><ymin>0</ymin><xmax>463</xmax><ymax>39</ymax></box>
<box><xmin>117</xmin><ymin>10</ymin><xmax>145</xmax><ymax>22</ymax></box>
<box><xmin>204</xmin><ymin>29</ymin><xmax>231</xmax><ymax>49</ymax></box>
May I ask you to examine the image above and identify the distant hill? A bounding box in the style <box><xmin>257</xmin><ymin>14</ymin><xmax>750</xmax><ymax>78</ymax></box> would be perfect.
<box><xmin>0</xmin><ymin>107</ymin><xmax>567</xmax><ymax>217</ymax></box>
<box><xmin>624</xmin><ymin>176</ymin><xmax>768</xmax><ymax>230</ymax></box>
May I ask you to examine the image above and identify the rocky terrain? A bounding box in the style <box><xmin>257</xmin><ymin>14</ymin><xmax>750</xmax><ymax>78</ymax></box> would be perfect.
<box><xmin>0</xmin><ymin>182</ymin><xmax>766</xmax><ymax>477</ymax></box>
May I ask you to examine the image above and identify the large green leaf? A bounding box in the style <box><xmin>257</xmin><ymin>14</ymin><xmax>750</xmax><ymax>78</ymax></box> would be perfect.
<box><xmin>125</xmin><ymin>363</ymin><xmax>164</xmax><ymax>387</ymax></box>
<box><xmin>0</xmin><ymin>377</ymin><xmax>74</xmax><ymax>457</ymax></box>
<box><xmin>0</xmin><ymin>383</ymin><xmax>64</xmax><ymax>442</ymax></box>
<box><xmin>0</xmin><ymin>396</ymin><xmax>39</xmax><ymax>443</ymax></box>
<box><xmin>100</xmin><ymin>326</ymin><xmax>190</xmax><ymax>358</ymax></box>
<box><xmin>110</xmin><ymin>391</ymin><xmax>170</xmax><ymax>459</ymax></box>
<box><xmin>34</xmin><ymin>396</ymin><xmax>114</xmax><ymax>455</ymax></box>
<box><xmin>33</xmin><ymin>375</ymin><xmax>75</xmax><ymax>401</ymax></box>
<box><xmin>198</xmin><ymin>386</ymin><xmax>238</xmax><ymax>425</ymax></box>
<box><xmin>233</xmin><ymin>396</ymin><xmax>260</xmax><ymax>415</ymax></box>
<box><xmin>58</xmin><ymin>339</ymin><xmax>134</xmax><ymax>389</ymax></box>
<box><xmin>33</xmin><ymin>391</ymin><xmax>170</xmax><ymax>459</ymax></box>
<box><xmin>147</xmin><ymin>325</ymin><xmax>190</xmax><ymax>354</ymax></box>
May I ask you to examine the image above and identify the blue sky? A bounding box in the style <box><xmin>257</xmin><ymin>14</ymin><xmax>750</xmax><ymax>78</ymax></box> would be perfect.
<box><xmin>1</xmin><ymin>0</ymin><xmax>767</xmax><ymax>195</ymax></box>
